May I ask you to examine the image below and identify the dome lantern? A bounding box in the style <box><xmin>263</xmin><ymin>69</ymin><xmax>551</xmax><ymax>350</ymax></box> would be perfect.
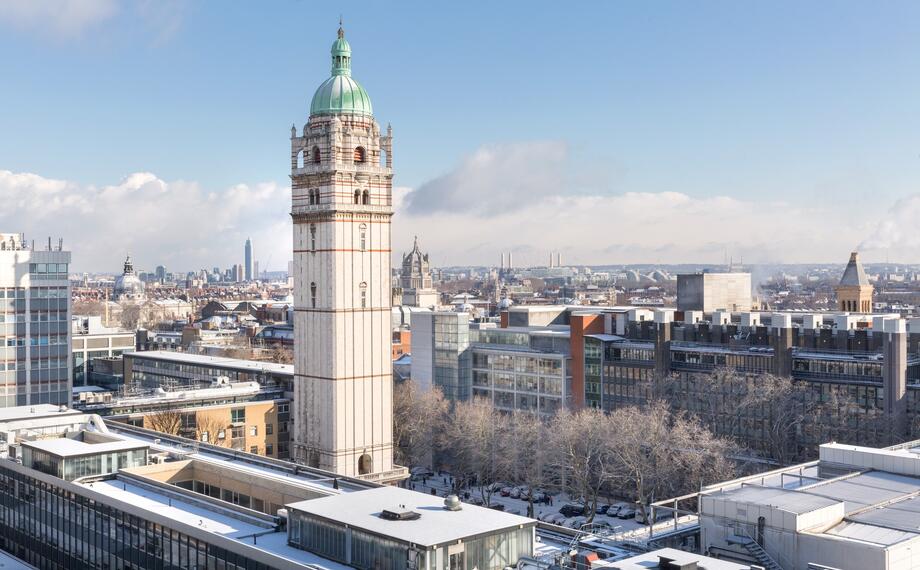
<box><xmin>310</xmin><ymin>22</ymin><xmax>373</xmax><ymax>117</ymax></box>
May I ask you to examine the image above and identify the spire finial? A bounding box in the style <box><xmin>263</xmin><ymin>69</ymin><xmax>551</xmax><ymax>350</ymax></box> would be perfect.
<box><xmin>338</xmin><ymin>15</ymin><xmax>344</xmax><ymax>38</ymax></box>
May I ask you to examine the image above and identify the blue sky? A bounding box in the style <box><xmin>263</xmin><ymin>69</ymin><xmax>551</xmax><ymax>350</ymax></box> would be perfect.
<box><xmin>2</xmin><ymin>1</ymin><xmax>919</xmax><ymax>271</ymax></box>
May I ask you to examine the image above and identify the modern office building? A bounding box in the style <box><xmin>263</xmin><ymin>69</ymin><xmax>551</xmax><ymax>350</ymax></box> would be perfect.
<box><xmin>416</xmin><ymin>297</ymin><xmax>920</xmax><ymax>460</ymax></box>
<box><xmin>410</xmin><ymin>311</ymin><xmax>471</xmax><ymax>399</ymax></box>
<box><xmin>71</xmin><ymin>315</ymin><xmax>135</xmax><ymax>386</ymax></box>
<box><xmin>0</xmin><ymin>404</ymin><xmax>534</xmax><ymax>570</ymax></box>
<box><xmin>677</xmin><ymin>272</ymin><xmax>752</xmax><ymax>312</ymax></box>
<box><xmin>290</xmin><ymin>25</ymin><xmax>402</xmax><ymax>481</ymax></box>
<box><xmin>410</xmin><ymin>313</ymin><xmax>573</xmax><ymax>415</ymax></box>
<box><xmin>0</xmin><ymin>232</ymin><xmax>71</xmax><ymax>407</ymax></box>
<box><xmin>245</xmin><ymin>237</ymin><xmax>254</xmax><ymax>282</ymax></box>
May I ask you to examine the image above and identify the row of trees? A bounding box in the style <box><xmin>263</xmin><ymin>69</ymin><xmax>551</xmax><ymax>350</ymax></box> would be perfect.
<box><xmin>394</xmin><ymin>381</ymin><xmax>736</xmax><ymax>522</ymax></box>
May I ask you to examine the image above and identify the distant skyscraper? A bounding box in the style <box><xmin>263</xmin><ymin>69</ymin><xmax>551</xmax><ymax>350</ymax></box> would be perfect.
<box><xmin>254</xmin><ymin>261</ymin><xmax>260</xmax><ymax>281</ymax></box>
<box><xmin>244</xmin><ymin>238</ymin><xmax>254</xmax><ymax>281</ymax></box>
<box><xmin>0</xmin><ymin>233</ymin><xmax>71</xmax><ymax>406</ymax></box>
<box><xmin>290</xmin><ymin>24</ymin><xmax>397</xmax><ymax>479</ymax></box>
<box><xmin>155</xmin><ymin>265</ymin><xmax>167</xmax><ymax>283</ymax></box>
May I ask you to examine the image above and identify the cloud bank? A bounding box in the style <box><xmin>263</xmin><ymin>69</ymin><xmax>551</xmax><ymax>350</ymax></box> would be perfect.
<box><xmin>2</xmin><ymin>139</ymin><xmax>909</xmax><ymax>273</ymax></box>
<box><xmin>0</xmin><ymin>170</ymin><xmax>291</xmax><ymax>274</ymax></box>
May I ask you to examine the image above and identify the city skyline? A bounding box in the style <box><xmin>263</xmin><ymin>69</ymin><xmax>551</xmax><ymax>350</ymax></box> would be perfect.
<box><xmin>2</xmin><ymin>1</ymin><xmax>920</xmax><ymax>270</ymax></box>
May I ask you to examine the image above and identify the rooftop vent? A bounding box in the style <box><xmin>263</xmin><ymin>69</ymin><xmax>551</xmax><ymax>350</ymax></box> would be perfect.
<box><xmin>380</xmin><ymin>505</ymin><xmax>421</xmax><ymax>521</ymax></box>
<box><xmin>443</xmin><ymin>494</ymin><xmax>462</xmax><ymax>511</ymax></box>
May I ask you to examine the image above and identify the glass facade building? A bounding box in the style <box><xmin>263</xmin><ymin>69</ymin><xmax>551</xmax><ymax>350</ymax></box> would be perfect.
<box><xmin>289</xmin><ymin>509</ymin><xmax>534</xmax><ymax>570</ymax></box>
<box><xmin>0</xmin><ymin>463</ymin><xmax>276</xmax><ymax>570</ymax></box>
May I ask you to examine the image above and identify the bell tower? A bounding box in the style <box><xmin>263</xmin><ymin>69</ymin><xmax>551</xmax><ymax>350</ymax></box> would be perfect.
<box><xmin>290</xmin><ymin>24</ymin><xmax>400</xmax><ymax>481</ymax></box>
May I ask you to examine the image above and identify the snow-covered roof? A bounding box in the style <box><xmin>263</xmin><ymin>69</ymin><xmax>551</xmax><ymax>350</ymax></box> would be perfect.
<box><xmin>287</xmin><ymin>486</ymin><xmax>535</xmax><ymax>547</ymax></box>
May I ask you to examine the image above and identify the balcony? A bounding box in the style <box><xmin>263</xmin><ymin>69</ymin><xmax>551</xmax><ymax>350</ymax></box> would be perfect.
<box><xmin>291</xmin><ymin>202</ymin><xmax>393</xmax><ymax>217</ymax></box>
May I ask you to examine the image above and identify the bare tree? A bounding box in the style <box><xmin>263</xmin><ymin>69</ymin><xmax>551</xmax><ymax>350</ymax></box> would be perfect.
<box><xmin>549</xmin><ymin>408</ymin><xmax>613</xmax><ymax>520</ymax></box>
<box><xmin>145</xmin><ymin>407</ymin><xmax>182</xmax><ymax>436</ymax></box>
<box><xmin>196</xmin><ymin>415</ymin><xmax>229</xmax><ymax>447</ymax></box>
<box><xmin>119</xmin><ymin>304</ymin><xmax>143</xmax><ymax>330</ymax></box>
<box><xmin>440</xmin><ymin>397</ymin><xmax>510</xmax><ymax>506</ymax></box>
<box><xmin>505</xmin><ymin>412</ymin><xmax>554</xmax><ymax>517</ymax></box>
<box><xmin>72</xmin><ymin>300</ymin><xmax>105</xmax><ymax>317</ymax></box>
<box><xmin>392</xmin><ymin>380</ymin><xmax>449</xmax><ymax>468</ymax></box>
<box><xmin>607</xmin><ymin>401</ymin><xmax>737</xmax><ymax>525</ymax></box>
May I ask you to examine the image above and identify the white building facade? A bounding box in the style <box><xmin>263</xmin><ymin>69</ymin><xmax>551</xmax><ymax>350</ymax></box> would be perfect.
<box><xmin>0</xmin><ymin>233</ymin><xmax>71</xmax><ymax>407</ymax></box>
<box><xmin>290</xmin><ymin>25</ymin><xmax>400</xmax><ymax>481</ymax></box>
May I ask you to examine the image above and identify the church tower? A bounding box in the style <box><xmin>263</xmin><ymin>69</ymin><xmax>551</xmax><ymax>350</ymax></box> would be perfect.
<box><xmin>290</xmin><ymin>24</ymin><xmax>400</xmax><ymax>481</ymax></box>
<box><xmin>836</xmin><ymin>251</ymin><xmax>873</xmax><ymax>313</ymax></box>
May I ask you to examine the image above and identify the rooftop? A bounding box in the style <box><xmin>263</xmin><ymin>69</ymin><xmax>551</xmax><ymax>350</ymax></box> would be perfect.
<box><xmin>128</xmin><ymin>350</ymin><xmax>293</xmax><ymax>375</ymax></box>
<box><xmin>23</xmin><ymin>435</ymin><xmax>146</xmax><ymax>458</ymax></box>
<box><xmin>287</xmin><ymin>486</ymin><xmax>535</xmax><ymax>547</ymax></box>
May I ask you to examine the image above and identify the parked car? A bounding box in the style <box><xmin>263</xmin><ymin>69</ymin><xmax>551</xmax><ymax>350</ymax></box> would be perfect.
<box><xmin>531</xmin><ymin>491</ymin><xmax>547</xmax><ymax>503</ymax></box>
<box><xmin>487</xmin><ymin>482</ymin><xmax>507</xmax><ymax>493</ymax></box>
<box><xmin>500</xmin><ymin>487</ymin><xmax>513</xmax><ymax>497</ymax></box>
<box><xmin>488</xmin><ymin>503</ymin><xmax>506</xmax><ymax>511</ymax></box>
<box><xmin>546</xmin><ymin>513</ymin><xmax>567</xmax><ymax>525</ymax></box>
<box><xmin>559</xmin><ymin>503</ymin><xmax>586</xmax><ymax>518</ymax></box>
<box><xmin>563</xmin><ymin>516</ymin><xmax>588</xmax><ymax>529</ymax></box>
<box><xmin>595</xmin><ymin>504</ymin><xmax>611</xmax><ymax>515</ymax></box>
<box><xmin>606</xmin><ymin>502</ymin><xmax>630</xmax><ymax>517</ymax></box>
<box><xmin>616</xmin><ymin>507</ymin><xmax>637</xmax><ymax>519</ymax></box>
<box><xmin>510</xmin><ymin>488</ymin><xmax>521</xmax><ymax>499</ymax></box>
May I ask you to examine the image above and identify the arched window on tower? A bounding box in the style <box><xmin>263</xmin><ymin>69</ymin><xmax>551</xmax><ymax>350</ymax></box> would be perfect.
<box><xmin>308</xmin><ymin>190</ymin><xmax>315</xmax><ymax>205</ymax></box>
<box><xmin>380</xmin><ymin>148</ymin><xmax>388</xmax><ymax>167</ymax></box>
<box><xmin>354</xmin><ymin>190</ymin><xmax>361</xmax><ymax>204</ymax></box>
<box><xmin>310</xmin><ymin>224</ymin><xmax>316</xmax><ymax>252</ymax></box>
<box><xmin>359</xmin><ymin>223</ymin><xmax>367</xmax><ymax>251</ymax></box>
<box><xmin>354</xmin><ymin>146</ymin><xmax>366</xmax><ymax>164</ymax></box>
<box><xmin>362</xmin><ymin>190</ymin><xmax>369</xmax><ymax>205</ymax></box>
<box><xmin>296</xmin><ymin>150</ymin><xmax>304</xmax><ymax>169</ymax></box>
<box><xmin>358</xmin><ymin>453</ymin><xmax>372</xmax><ymax>475</ymax></box>
<box><xmin>310</xmin><ymin>282</ymin><xmax>317</xmax><ymax>308</ymax></box>
<box><xmin>360</xmin><ymin>282</ymin><xmax>367</xmax><ymax>308</ymax></box>
<box><xmin>312</xmin><ymin>146</ymin><xmax>321</xmax><ymax>164</ymax></box>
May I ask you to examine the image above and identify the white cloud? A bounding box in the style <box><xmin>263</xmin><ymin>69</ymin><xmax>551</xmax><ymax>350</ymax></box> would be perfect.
<box><xmin>403</xmin><ymin>141</ymin><xmax>571</xmax><ymax>216</ymax></box>
<box><xmin>391</xmin><ymin>141</ymin><xmax>887</xmax><ymax>266</ymax></box>
<box><xmin>0</xmin><ymin>170</ymin><xmax>291</xmax><ymax>274</ymax></box>
<box><xmin>859</xmin><ymin>194</ymin><xmax>920</xmax><ymax>258</ymax></box>
<box><xmin>0</xmin><ymin>0</ymin><xmax>118</xmax><ymax>37</ymax></box>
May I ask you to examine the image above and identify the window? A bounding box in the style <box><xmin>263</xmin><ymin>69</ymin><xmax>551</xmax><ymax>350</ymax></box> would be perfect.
<box><xmin>362</xmin><ymin>190</ymin><xmax>369</xmax><ymax>205</ymax></box>
<box><xmin>310</xmin><ymin>224</ymin><xmax>317</xmax><ymax>251</ymax></box>
<box><xmin>250</xmin><ymin>426</ymin><xmax>258</xmax><ymax>436</ymax></box>
<box><xmin>231</xmin><ymin>408</ymin><xmax>245</xmax><ymax>423</ymax></box>
<box><xmin>312</xmin><ymin>146</ymin><xmax>321</xmax><ymax>163</ymax></box>
<box><xmin>358</xmin><ymin>453</ymin><xmax>372</xmax><ymax>475</ymax></box>
<box><xmin>359</xmin><ymin>223</ymin><xmax>367</xmax><ymax>251</ymax></box>
<box><xmin>266</xmin><ymin>444</ymin><xmax>274</xmax><ymax>456</ymax></box>
<box><xmin>296</xmin><ymin>150</ymin><xmax>304</xmax><ymax>168</ymax></box>
<box><xmin>200</xmin><ymin>431</ymin><xmax>209</xmax><ymax>443</ymax></box>
<box><xmin>217</xmin><ymin>429</ymin><xmax>226</xmax><ymax>440</ymax></box>
<box><xmin>360</xmin><ymin>282</ymin><xmax>368</xmax><ymax>308</ymax></box>
<box><xmin>266</xmin><ymin>423</ymin><xmax>273</xmax><ymax>435</ymax></box>
<box><xmin>354</xmin><ymin>146</ymin><xmax>366</xmax><ymax>163</ymax></box>
<box><xmin>311</xmin><ymin>282</ymin><xmax>317</xmax><ymax>308</ymax></box>
<box><xmin>354</xmin><ymin>190</ymin><xmax>360</xmax><ymax>204</ymax></box>
<box><xmin>250</xmin><ymin>446</ymin><xmax>259</xmax><ymax>454</ymax></box>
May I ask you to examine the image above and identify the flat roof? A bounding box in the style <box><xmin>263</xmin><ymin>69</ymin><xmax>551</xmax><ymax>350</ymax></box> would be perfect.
<box><xmin>708</xmin><ymin>485</ymin><xmax>838</xmax><ymax>515</ymax></box>
<box><xmin>128</xmin><ymin>350</ymin><xmax>293</xmax><ymax>375</ymax></box>
<box><xmin>0</xmin><ymin>404</ymin><xmax>83</xmax><ymax>424</ymax></box>
<box><xmin>607</xmin><ymin>547</ymin><xmax>749</xmax><ymax>569</ymax></box>
<box><xmin>84</xmin><ymin>479</ymin><xmax>350</xmax><ymax>570</ymax></box>
<box><xmin>23</xmin><ymin>436</ymin><xmax>146</xmax><ymax>458</ymax></box>
<box><xmin>287</xmin><ymin>486</ymin><xmax>535</xmax><ymax>547</ymax></box>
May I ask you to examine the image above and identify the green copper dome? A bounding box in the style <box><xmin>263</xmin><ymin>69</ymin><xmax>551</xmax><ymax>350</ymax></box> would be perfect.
<box><xmin>310</xmin><ymin>25</ymin><xmax>373</xmax><ymax>116</ymax></box>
